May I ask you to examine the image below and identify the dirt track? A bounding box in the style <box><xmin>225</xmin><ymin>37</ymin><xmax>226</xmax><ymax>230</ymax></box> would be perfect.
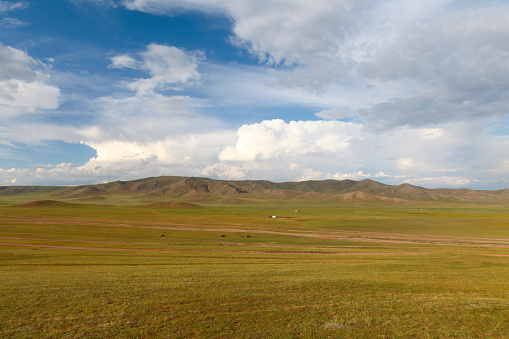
<box><xmin>2</xmin><ymin>212</ymin><xmax>509</xmax><ymax>255</ymax></box>
<box><xmin>0</xmin><ymin>241</ymin><xmax>438</xmax><ymax>255</ymax></box>
<box><xmin>3</xmin><ymin>213</ymin><xmax>509</xmax><ymax>248</ymax></box>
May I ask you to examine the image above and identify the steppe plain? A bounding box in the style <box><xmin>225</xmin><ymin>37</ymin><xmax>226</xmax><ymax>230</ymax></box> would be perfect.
<box><xmin>1</xmin><ymin>176</ymin><xmax>509</xmax><ymax>338</ymax></box>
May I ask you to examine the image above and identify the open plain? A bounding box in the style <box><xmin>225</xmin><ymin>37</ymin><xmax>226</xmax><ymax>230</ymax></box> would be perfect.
<box><xmin>1</xmin><ymin>177</ymin><xmax>509</xmax><ymax>338</ymax></box>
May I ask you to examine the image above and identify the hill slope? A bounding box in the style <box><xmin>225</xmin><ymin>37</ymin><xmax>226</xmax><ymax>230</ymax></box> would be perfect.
<box><xmin>2</xmin><ymin>176</ymin><xmax>509</xmax><ymax>203</ymax></box>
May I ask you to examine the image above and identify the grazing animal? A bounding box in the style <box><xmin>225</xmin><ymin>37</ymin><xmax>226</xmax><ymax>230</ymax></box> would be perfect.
<box><xmin>221</xmin><ymin>235</ymin><xmax>226</xmax><ymax>237</ymax></box>
<box><xmin>247</xmin><ymin>235</ymin><xmax>251</xmax><ymax>238</ymax></box>
<box><xmin>160</xmin><ymin>235</ymin><xmax>165</xmax><ymax>237</ymax></box>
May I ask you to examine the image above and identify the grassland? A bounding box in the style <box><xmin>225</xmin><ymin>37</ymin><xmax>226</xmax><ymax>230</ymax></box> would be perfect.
<box><xmin>1</xmin><ymin>195</ymin><xmax>509</xmax><ymax>338</ymax></box>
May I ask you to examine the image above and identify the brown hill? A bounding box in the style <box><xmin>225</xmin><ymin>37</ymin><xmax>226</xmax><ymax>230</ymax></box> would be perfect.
<box><xmin>335</xmin><ymin>191</ymin><xmax>407</xmax><ymax>203</ymax></box>
<box><xmin>53</xmin><ymin>186</ymin><xmax>106</xmax><ymax>199</ymax></box>
<box><xmin>142</xmin><ymin>202</ymin><xmax>200</xmax><ymax>208</ymax></box>
<box><xmin>342</xmin><ymin>179</ymin><xmax>393</xmax><ymax>195</ymax></box>
<box><xmin>0</xmin><ymin>186</ymin><xmax>61</xmax><ymax>195</ymax></box>
<box><xmin>3</xmin><ymin>176</ymin><xmax>509</xmax><ymax>203</ymax></box>
<box><xmin>279</xmin><ymin>179</ymin><xmax>358</xmax><ymax>194</ymax></box>
<box><xmin>83</xmin><ymin>176</ymin><xmax>298</xmax><ymax>199</ymax></box>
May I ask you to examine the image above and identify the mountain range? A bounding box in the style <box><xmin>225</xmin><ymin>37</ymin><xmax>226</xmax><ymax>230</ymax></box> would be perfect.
<box><xmin>2</xmin><ymin>176</ymin><xmax>509</xmax><ymax>203</ymax></box>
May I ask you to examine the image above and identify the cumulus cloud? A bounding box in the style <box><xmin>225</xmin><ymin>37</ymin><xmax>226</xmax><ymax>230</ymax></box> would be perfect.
<box><xmin>87</xmin><ymin>130</ymin><xmax>234</xmax><ymax>164</ymax></box>
<box><xmin>2</xmin><ymin>117</ymin><xmax>509</xmax><ymax>188</ymax></box>
<box><xmin>110</xmin><ymin>43</ymin><xmax>201</xmax><ymax>95</ymax></box>
<box><xmin>0</xmin><ymin>44</ymin><xmax>60</xmax><ymax>116</ymax></box>
<box><xmin>215</xmin><ymin>119</ymin><xmax>509</xmax><ymax>187</ymax></box>
<box><xmin>219</xmin><ymin>119</ymin><xmax>362</xmax><ymax>161</ymax></box>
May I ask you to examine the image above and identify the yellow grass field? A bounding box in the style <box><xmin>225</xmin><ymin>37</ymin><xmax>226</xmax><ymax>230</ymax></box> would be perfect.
<box><xmin>1</xmin><ymin>198</ymin><xmax>509</xmax><ymax>338</ymax></box>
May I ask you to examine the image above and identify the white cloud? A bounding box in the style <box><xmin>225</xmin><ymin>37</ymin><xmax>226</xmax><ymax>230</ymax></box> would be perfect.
<box><xmin>85</xmin><ymin>94</ymin><xmax>212</xmax><ymax>145</ymax></box>
<box><xmin>315</xmin><ymin>109</ymin><xmax>350</xmax><ymax>120</ymax></box>
<box><xmin>0</xmin><ymin>168</ymin><xmax>28</xmax><ymax>185</ymax></box>
<box><xmin>0</xmin><ymin>44</ymin><xmax>38</xmax><ymax>81</ymax></box>
<box><xmin>95</xmin><ymin>45</ymin><xmax>206</xmax><ymax>147</ymax></box>
<box><xmin>120</xmin><ymin>0</ymin><xmax>509</xmax><ymax>131</ymax></box>
<box><xmin>373</xmin><ymin>171</ymin><xmax>390</xmax><ymax>178</ymax></box>
<box><xmin>219</xmin><ymin>119</ymin><xmax>362</xmax><ymax>161</ymax></box>
<box><xmin>122</xmin><ymin>0</ymin><xmax>373</xmax><ymax>65</ymax></box>
<box><xmin>327</xmin><ymin>171</ymin><xmax>371</xmax><ymax>181</ymax></box>
<box><xmin>396</xmin><ymin>158</ymin><xmax>416</xmax><ymax>170</ymax></box>
<box><xmin>295</xmin><ymin>167</ymin><xmax>324</xmax><ymax>181</ymax></box>
<box><xmin>0</xmin><ymin>44</ymin><xmax>60</xmax><ymax>116</ymax></box>
<box><xmin>3</xmin><ymin>117</ymin><xmax>509</xmax><ymax>188</ymax></box>
<box><xmin>86</xmin><ymin>129</ymin><xmax>234</xmax><ymax>164</ymax></box>
<box><xmin>403</xmin><ymin>176</ymin><xmax>474</xmax><ymax>188</ymax></box>
<box><xmin>108</xmin><ymin>54</ymin><xmax>140</xmax><ymax>69</ymax></box>
<box><xmin>0</xmin><ymin>1</ymin><xmax>28</xmax><ymax>13</ymax></box>
<box><xmin>121</xmin><ymin>0</ymin><xmax>227</xmax><ymax>15</ymax></box>
<box><xmin>201</xmin><ymin>163</ymin><xmax>247</xmax><ymax>180</ymax></box>
<box><xmin>0</xmin><ymin>17</ymin><xmax>28</xmax><ymax>28</ymax></box>
<box><xmin>110</xmin><ymin>43</ymin><xmax>201</xmax><ymax>95</ymax></box>
<box><xmin>226</xmin><ymin>0</ymin><xmax>374</xmax><ymax>66</ymax></box>
<box><xmin>142</xmin><ymin>93</ymin><xmax>202</xmax><ymax>117</ymax></box>
<box><xmin>0</xmin><ymin>79</ymin><xmax>60</xmax><ymax>115</ymax></box>
<box><xmin>71</xmin><ymin>0</ymin><xmax>118</xmax><ymax>7</ymax></box>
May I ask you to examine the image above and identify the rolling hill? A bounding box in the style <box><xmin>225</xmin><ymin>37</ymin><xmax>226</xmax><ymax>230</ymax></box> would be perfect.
<box><xmin>2</xmin><ymin>176</ymin><xmax>509</xmax><ymax>203</ymax></box>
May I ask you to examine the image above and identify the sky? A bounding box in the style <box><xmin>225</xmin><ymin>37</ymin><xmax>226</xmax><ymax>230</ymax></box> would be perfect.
<box><xmin>1</xmin><ymin>0</ymin><xmax>509</xmax><ymax>189</ymax></box>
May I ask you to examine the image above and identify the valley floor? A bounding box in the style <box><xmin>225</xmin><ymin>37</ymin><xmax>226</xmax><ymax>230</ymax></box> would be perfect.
<box><xmin>1</xmin><ymin>201</ymin><xmax>509</xmax><ymax>338</ymax></box>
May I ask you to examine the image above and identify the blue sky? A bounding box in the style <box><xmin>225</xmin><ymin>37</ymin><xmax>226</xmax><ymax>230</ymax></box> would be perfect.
<box><xmin>1</xmin><ymin>0</ymin><xmax>509</xmax><ymax>189</ymax></box>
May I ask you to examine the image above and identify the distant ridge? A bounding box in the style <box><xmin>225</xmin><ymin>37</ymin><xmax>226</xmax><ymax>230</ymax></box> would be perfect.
<box><xmin>0</xmin><ymin>186</ymin><xmax>61</xmax><ymax>196</ymax></box>
<box><xmin>3</xmin><ymin>176</ymin><xmax>509</xmax><ymax>203</ymax></box>
<box><xmin>14</xmin><ymin>200</ymin><xmax>83</xmax><ymax>207</ymax></box>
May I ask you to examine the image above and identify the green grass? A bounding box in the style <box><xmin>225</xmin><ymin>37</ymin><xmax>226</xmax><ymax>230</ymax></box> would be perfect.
<box><xmin>1</xmin><ymin>199</ymin><xmax>509</xmax><ymax>338</ymax></box>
